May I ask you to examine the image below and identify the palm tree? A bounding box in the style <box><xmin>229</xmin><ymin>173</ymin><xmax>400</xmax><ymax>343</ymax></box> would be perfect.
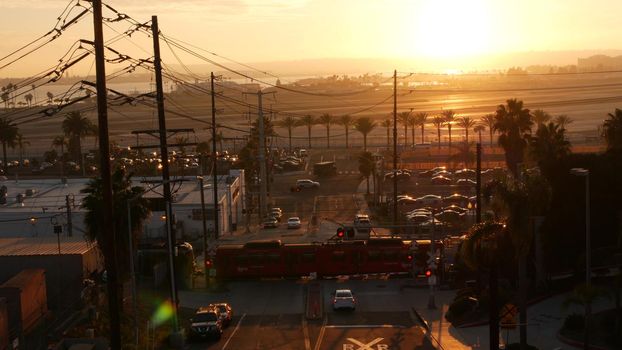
<box><xmin>398</xmin><ymin>111</ymin><xmax>411</xmax><ymax>146</ymax></box>
<box><xmin>195</xmin><ymin>141</ymin><xmax>210</xmax><ymax>174</ymax></box>
<box><xmin>24</xmin><ymin>93</ymin><xmax>33</xmax><ymax>107</ymax></box>
<box><xmin>474</xmin><ymin>124</ymin><xmax>486</xmax><ymax>146</ymax></box>
<box><xmin>380</xmin><ymin>119</ymin><xmax>392</xmax><ymax>149</ymax></box>
<box><xmin>481</xmin><ymin>114</ymin><xmax>496</xmax><ymax>148</ymax></box>
<box><xmin>174</xmin><ymin>136</ymin><xmax>189</xmax><ymax>156</ymax></box>
<box><xmin>1</xmin><ymin>91</ymin><xmax>8</xmax><ymax>109</ymax></box>
<box><xmin>450</xmin><ymin>141</ymin><xmax>475</xmax><ymax>169</ymax></box>
<box><xmin>486</xmin><ymin>173</ymin><xmax>552</xmax><ymax>350</ymax></box>
<box><xmin>457</xmin><ymin>116</ymin><xmax>476</xmax><ymax>143</ymax></box>
<box><xmin>318</xmin><ymin>113</ymin><xmax>334</xmax><ymax>149</ymax></box>
<box><xmin>414</xmin><ymin>112</ymin><xmax>428</xmax><ymax>145</ymax></box>
<box><xmin>602</xmin><ymin>108</ymin><xmax>622</xmax><ymax>152</ymax></box>
<box><xmin>52</xmin><ymin>135</ymin><xmax>67</xmax><ymax>156</ymax></box>
<box><xmin>528</xmin><ymin>122</ymin><xmax>571</xmax><ymax>180</ymax></box>
<box><xmin>554</xmin><ymin>114</ymin><xmax>573</xmax><ymax>130</ymax></box>
<box><xmin>354</xmin><ymin>117</ymin><xmax>377</xmax><ymax>151</ymax></box>
<box><xmin>15</xmin><ymin>133</ymin><xmax>29</xmax><ymax>166</ymax></box>
<box><xmin>338</xmin><ymin>115</ymin><xmax>355</xmax><ymax>149</ymax></box>
<box><xmin>407</xmin><ymin>113</ymin><xmax>417</xmax><ymax>147</ymax></box>
<box><xmin>442</xmin><ymin>110</ymin><xmax>456</xmax><ymax>149</ymax></box>
<box><xmin>431</xmin><ymin>116</ymin><xmax>445</xmax><ymax>149</ymax></box>
<box><xmin>46</xmin><ymin>91</ymin><xmax>53</xmax><ymax>104</ymax></box>
<box><xmin>81</xmin><ymin>167</ymin><xmax>150</xmax><ymax>339</ymax></box>
<box><xmin>0</xmin><ymin>118</ymin><xmax>18</xmax><ymax>173</ymax></box>
<box><xmin>531</xmin><ymin>109</ymin><xmax>551</xmax><ymax>126</ymax></box>
<box><xmin>277</xmin><ymin>116</ymin><xmax>298</xmax><ymax>151</ymax></box>
<box><xmin>62</xmin><ymin>111</ymin><xmax>94</xmax><ymax>167</ymax></box>
<box><xmin>358</xmin><ymin>151</ymin><xmax>375</xmax><ymax>194</ymax></box>
<box><xmin>493</xmin><ymin>99</ymin><xmax>533</xmax><ymax>177</ymax></box>
<box><xmin>298</xmin><ymin>115</ymin><xmax>315</xmax><ymax>149</ymax></box>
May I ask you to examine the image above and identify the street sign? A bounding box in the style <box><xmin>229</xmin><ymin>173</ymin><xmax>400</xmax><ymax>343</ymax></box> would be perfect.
<box><xmin>499</xmin><ymin>303</ymin><xmax>518</xmax><ymax>329</ymax></box>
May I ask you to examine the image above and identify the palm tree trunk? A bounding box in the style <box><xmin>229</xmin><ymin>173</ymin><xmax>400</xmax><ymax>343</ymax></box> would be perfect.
<box><xmin>386</xmin><ymin>128</ymin><xmax>390</xmax><ymax>148</ymax></box>
<box><xmin>466</xmin><ymin>129</ymin><xmax>469</xmax><ymax>143</ymax></box>
<box><xmin>307</xmin><ymin>126</ymin><xmax>312</xmax><ymax>149</ymax></box>
<box><xmin>479</xmin><ymin>131</ymin><xmax>483</xmax><ymax>146</ymax></box>
<box><xmin>437</xmin><ymin>127</ymin><xmax>441</xmax><ymax>149</ymax></box>
<box><xmin>411</xmin><ymin>128</ymin><xmax>415</xmax><ymax>147</ymax></box>
<box><xmin>366</xmin><ymin>176</ymin><xmax>370</xmax><ymax>194</ymax></box>
<box><xmin>363</xmin><ymin>135</ymin><xmax>368</xmax><ymax>152</ymax></box>
<box><xmin>345</xmin><ymin>127</ymin><xmax>349</xmax><ymax>149</ymax></box>
<box><xmin>404</xmin><ymin>125</ymin><xmax>408</xmax><ymax>146</ymax></box>
<box><xmin>489</xmin><ymin>130</ymin><xmax>494</xmax><ymax>148</ymax></box>
<box><xmin>448</xmin><ymin>126</ymin><xmax>452</xmax><ymax>149</ymax></box>
<box><xmin>519</xmin><ymin>254</ymin><xmax>528</xmax><ymax>350</ymax></box>
<box><xmin>326</xmin><ymin>126</ymin><xmax>330</xmax><ymax>149</ymax></box>
<box><xmin>421</xmin><ymin>125</ymin><xmax>425</xmax><ymax>144</ymax></box>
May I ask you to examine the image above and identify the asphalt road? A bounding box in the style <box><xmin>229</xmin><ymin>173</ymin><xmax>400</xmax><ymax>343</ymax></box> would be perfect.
<box><xmin>182</xmin><ymin>279</ymin><xmax>434</xmax><ymax>350</ymax></box>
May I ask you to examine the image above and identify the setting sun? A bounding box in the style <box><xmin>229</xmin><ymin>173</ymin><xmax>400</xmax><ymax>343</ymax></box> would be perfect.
<box><xmin>414</xmin><ymin>0</ymin><xmax>492</xmax><ymax>58</ymax></box>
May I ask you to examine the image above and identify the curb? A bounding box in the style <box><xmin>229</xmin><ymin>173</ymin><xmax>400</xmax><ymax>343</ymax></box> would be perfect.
<box><xmin>411</xmin><ymin>307</ymin><xmax>430</xmax><ymax>332</ymax></box>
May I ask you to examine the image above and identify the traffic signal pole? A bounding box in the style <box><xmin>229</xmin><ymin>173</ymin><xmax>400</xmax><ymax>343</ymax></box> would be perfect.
<box><xmin>392</xmin><ymin>70</ymin><xmax>398</xmax><ymax>226</ymax></box>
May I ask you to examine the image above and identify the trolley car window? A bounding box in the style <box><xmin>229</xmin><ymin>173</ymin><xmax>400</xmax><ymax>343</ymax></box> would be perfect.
<box><xmin>266</xmin><ymin>253</ymin><xmax>280</xmax><ymax>263</ymax></box>
<box><xmin>331</xmin><ymin>251</ymin><xmax>346</xmax><ymax>262</ymax></box>
<box><xmin>301</xmin><ymin>253</ymin><xmax>315</xmax><ymax>263</ymax></box>
<box><xmin>368</xmin><ymin>250</ymin><xmax>381</xmax><ymax>261</ymax></box>
<box><xmin>384</xmin><ymin>251</ymin><xmax>398</xmax><ymax>261</ymax></box>
<box><xmin>235</xmin><ymin>255</ymin><xmax>248</xmax><ymax>265</ymax></box>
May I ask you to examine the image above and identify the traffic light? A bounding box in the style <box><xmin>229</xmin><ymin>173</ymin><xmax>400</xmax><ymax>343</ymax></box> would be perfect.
<box><xmin>336</xmin><ymin>227</ymin><xmax>345</xmax><ymax>238</ymax></box>
<box><xmin>425</xmin><ymin>270</ymin><xmax>432</xmax><ymax>277</ymax></box>
<box><xmin>205</xmin><ymin>259</ymin><xmax>213</xmax><ymax>269</ymax></box>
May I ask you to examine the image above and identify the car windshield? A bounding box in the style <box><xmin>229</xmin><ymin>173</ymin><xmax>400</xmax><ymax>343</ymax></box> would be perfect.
<box><xmin>194</xmin><ymin>312</ymin><xmax>217</xmax><ymax>322</ymax></box>
<box><xmin>217</xmin><ymin>305</ymin><xmax>227</xmax><ymax>313</ymax></box>
<box><xmin>336</xmin><ymin>291</ymin><xmax>352</xmax><ymax>298</ymax></box>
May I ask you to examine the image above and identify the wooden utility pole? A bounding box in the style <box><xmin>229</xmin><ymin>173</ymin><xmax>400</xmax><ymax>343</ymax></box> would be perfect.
<box><xmin>392</xmin><ymin>70</ymin><xmax>398</xmax><ymax>226</ymax></box>
<box><xmin>211</xmin><ymin>72</ymin><xmax>219</xmax><ymax>240</ymax></box>
<box><xmin>92</xmin><ymin>0</ymin><xmax>121</xmax><ymax>348</ymax></box>
<box><xmin>151</xmin><ymin>15</ymin><xmax>181</xmax><ymax>344</ymax></box>
<box><xmin>476</xmin><ymin>143</ymin><xmax>482</xmax><ymax>223</ymax></box>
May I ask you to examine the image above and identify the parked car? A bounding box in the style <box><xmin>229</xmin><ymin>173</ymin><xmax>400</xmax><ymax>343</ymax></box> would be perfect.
<box><xmin>431</xmin><ymin>175</ymin><xmax>452</xmax><ymax>185</ymax></box>
<box><xmin>432</xmin><ymin>170</ymin><xmax>452</xmax><ymax>178</ymax></box>
<box><xmin>443</xmin><ymin>193</ymin><xmax>470</xmax><ymax>206</ymax></box>
<box><xmin>332</xmin><ymin>289</ymin><xmax>356</xmax><ymax>311</ymax></box>
<box><xmin>287</xmin><ymin>217</ymin><xmax>302</xmax><ymax>229</ymax></box>
<box><xmin>455</xmin><ymin>169</ymin><xmax>476</xmax><ymax>178</ymax></box>
<box><xmin>456</xmin><ymin>178</ymin><xmax>476</xmax><ymax>186</ymax></box>
<box><xmin>188</xmin><ymin>306</ymin><xmax>223</xmax><ymax>341</ymax></box>
<box><xmin>210</xmin><ymin>303</ymin><xmax>233</xmax><ymax>327</ymax></box>
<box><xmin>262</xmin><ymin>217</ymin><xmax>279</xmax><ymax>228</ymax></box>
<box><xmin>296</xmin><ymin>179</ymin><xmax>320</xmax><ymax>189</ymax></box>
<box><xmin>414</xmin><ymin>194</ymin><xmax>442</xmax><ymax>207</ymax></box>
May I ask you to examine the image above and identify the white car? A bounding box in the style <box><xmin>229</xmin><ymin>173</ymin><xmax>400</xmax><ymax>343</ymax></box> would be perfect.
<box><xmin>287</xmin><ymin>217</ymin><xmax>301</xmax><ymax>229</ymax></box>
<box><xmin>296</xmin><ymin>179</ymin><xmax>320</xmax><ymax>189</ymax></box>
<box><xmin>414</xmin><ymin>195</ymin><xmax>442</xmax><ymax>207</ymax></box>
<box><xmin>332</xmin><ymin>289</ymin><xmax>356</xmax><ymax>311</ymax></box>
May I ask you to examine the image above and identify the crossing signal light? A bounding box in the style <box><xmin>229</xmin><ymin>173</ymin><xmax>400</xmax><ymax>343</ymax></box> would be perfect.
<box><xmin>205</xmin><ymin>259</ymin><xmax>213</xmax><ymax>268</ymax></box>
<box><xmin>407</xmin><ymin>254</ymin><xmax>413</xmax><ymax>261</ymax></box>
<box><xmin>337</xmin><ymin>227</ymin><xmax>345</xmax><ymax>238</ymax></box>
<box><xmin>425</xmin><ymin>270</ymin><xmax>432</xmax><ymax>277</ymax></box>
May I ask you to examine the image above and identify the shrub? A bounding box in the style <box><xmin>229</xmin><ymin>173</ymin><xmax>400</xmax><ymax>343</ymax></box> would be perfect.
<box><xmin>563</xmin><ymin>313</ymin><xmax>585</xmax><ymax>331</ymax></box>
<box><xmin>445</xmin><ymin>296</ymin><xmax>478</xmax><ymax>324</ymax></box>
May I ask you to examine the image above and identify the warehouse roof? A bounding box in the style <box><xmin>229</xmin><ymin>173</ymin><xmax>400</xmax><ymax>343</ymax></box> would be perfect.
<box><xmin>0</xmin><ymin>236</ymin><xmax>96</xmax><ymax>256</ymax></box>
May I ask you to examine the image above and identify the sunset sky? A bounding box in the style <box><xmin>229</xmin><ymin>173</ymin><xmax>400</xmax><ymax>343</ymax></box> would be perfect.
<box><xmin>1</xmin><ymin>0</ymin><xmax>621</xmax><ymax>76</ymax></box>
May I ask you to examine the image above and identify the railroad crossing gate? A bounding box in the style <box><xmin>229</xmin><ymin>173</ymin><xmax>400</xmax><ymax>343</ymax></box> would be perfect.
<box><xmin>343</xmin><ymin>337</ymin><xmax>388</xmax><ymax>350</ymax></box>
<box><xmin>499</xmin><ymin>303</ymin><xmax>518</xmax><ymax>329</ymax></box>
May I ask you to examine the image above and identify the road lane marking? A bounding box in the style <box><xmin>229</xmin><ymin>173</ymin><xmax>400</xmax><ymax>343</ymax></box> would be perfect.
<box><xmin>302</xmin><ymin>316</ymin><xmax>311</xmax><ymax>350</ymax></box>
<box><xmin>221</xmin><ymin>312</ymin><xmax>245</xmax><ymax>350</ymax></box>
<box><xmin>325</xmin><ymin>324</ymin><xmax>406</xmax><ymax>328</ymax></box>
<box><xmin>312</xmin><ymin>315</ymin><xmax>327</xmax><ymax>350</ymax></box>
<box><xmin>346</xmin><ymin>337</ymin><xmax>384</xmax><ymax>350</ymax></box>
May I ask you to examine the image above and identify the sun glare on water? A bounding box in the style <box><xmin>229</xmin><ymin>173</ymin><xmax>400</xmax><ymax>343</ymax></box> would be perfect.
<box><xmin>414</xmin><ymin>0</ymin><xmax>492</xmax><ymax>58</ymax></box>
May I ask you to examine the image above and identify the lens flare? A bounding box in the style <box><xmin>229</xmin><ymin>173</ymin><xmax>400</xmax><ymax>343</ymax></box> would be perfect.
<box><xmin>151</xmin><ymin>300</ymin><xmax>174</xmax><ymax>327</ymax></box>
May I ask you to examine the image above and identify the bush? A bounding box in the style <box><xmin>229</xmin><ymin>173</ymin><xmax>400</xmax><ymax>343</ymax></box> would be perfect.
<box><xmin>445</xmin><ymin>296</ymin><xmax>478</xmax><ymax>324</ymax></box>
<box><xmin>563</xmin><ymin>313</ymin><xmax>585</xmax><ymax>331</ymax></box>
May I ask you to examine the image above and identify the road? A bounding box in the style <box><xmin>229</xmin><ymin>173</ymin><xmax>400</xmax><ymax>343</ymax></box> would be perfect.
<box><xmin>182</xmin><ymin>279</ymin><xmax>435</xmax><ymax>350</ymax></box>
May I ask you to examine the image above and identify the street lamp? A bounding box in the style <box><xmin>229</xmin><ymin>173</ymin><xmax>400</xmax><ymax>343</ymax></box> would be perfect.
<box><xmin>570</xmin><ymin>167</ymin><xmax>590</xmax><ymax>350</ymax></box>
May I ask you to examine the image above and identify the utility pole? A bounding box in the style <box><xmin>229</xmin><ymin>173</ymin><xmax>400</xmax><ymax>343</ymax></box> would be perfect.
<box><xmin>211</xmin><ymin>72</ymin><xmax>219</xmax><ymax>240</ymax></box>
<box><xmin>243</xmin><ymin>90</ymin><xmax>274</xmax><ymax>219</ymax></box>
<box><xmin>151</xmin><ymin>15</ymin><xmax>182</xmax><ymax>346</ymax></box>
<box><xmin>199</xmin><ymin>176</ymin><xmax>208</xmax><ymax>288</ymax></box>
<box><xmin>476</xmin><ymin>143</ymin><xmax>482</xmax><ymax>224</ymax></box>
<box><xmin>92</xmin><ymin>0</ymin><xmax>121</xmax><ymax>348</ymax></box>
<box><xmin>392</xmin><ymin>69</ymin><xmax>398</xmax><ymax>226</ymax></box>
<box><xmin>65</xmin><ymin>194</ymin><xmax>73</xmax><ymax>237</ymax></box>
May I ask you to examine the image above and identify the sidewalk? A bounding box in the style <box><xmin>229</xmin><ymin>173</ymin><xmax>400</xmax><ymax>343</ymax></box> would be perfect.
<box><xmin>411</xmin><ymin>288</ymin><xmax>615</xmax><ymax>350</ymax></box>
